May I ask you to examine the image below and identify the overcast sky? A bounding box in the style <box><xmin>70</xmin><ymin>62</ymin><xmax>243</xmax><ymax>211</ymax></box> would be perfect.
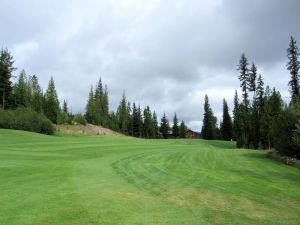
<box><xmin>1</xmin><ymin>0</ymin><xmax>299</xmax><ymax>131</ymax></box>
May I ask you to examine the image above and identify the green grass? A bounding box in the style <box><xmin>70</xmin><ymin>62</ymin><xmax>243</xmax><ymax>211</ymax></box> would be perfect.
<box><xmin>0</xmin><ymin>129</ymin><xmax>300</xmax><ymax>225</ymax></box>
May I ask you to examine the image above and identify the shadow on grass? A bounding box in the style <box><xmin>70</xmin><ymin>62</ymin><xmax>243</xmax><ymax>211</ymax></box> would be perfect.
<box><xmin>204</xmin><ymin>140</ymin><xmax>237</xmax><ymax>149</ymax></box>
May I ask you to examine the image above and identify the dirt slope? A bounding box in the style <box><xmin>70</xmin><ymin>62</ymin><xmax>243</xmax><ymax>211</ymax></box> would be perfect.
<box><xmin>56</xmin><ymin>124</ymin><xmax>123</xmax><ymax>136</ymax></box>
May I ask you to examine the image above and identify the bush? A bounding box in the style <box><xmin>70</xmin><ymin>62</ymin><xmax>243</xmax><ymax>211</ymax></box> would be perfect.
<box><xmin>0</xmin><ymin>107</ymin><xmax>55</xmax><ymax>135</ymax></box>
<box><xmin>273</xmin><ymin>103</ymin><xmax>300</xmax><ymax>159</ymax></box>
<box><xmin>73</xmin><ymin>113</ymin><xmax>87</xmax><ymax>125</ymax></box>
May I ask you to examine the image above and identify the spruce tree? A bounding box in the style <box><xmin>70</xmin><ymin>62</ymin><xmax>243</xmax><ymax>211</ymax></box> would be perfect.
<box><xmin>63</xmin><ymin>100</ymin><xmax>68</xmax><ymax>113</ymax></box>
<box><xmin>30</xmin><ymin>75</ymin><xmax>43</xmax><ymax>113</ymax></box>
<box><xmin>102</xmin><ymin>85</ymin><xmax>109</xmax><ymax>127</ymax></box>
<box><xmin>94</xmin><ymin>79</ymin><xmax>103</xmax><ymax>125</ymax></box>
<box><xmin>179</xmin><ymin>121</ymin><xmax>187</xmax><ymax>138</ymax></box>
<box><xmin>172</xmin><ymin>113</ymin><xmax>179</xmax><ymax>137</ymax></box>
<box><xmin>0</xmin><ymin>48</ymin><xmax>16</xmax><ymax>109</ymax></box>
<box><xmin>13</xmin><ymin>70</ymin><xmax>29</xmax><ymax>107</ymax></box>
<box><xmin>238</xmin><ymin>53</ymin><xmax>250</xmax><ymax>107</ymax></box>
<box><xmin>143</xmin><ymin>106</ymin><xmax>153</xmax><ymax>138</ymax></box>
<box><xmin>222</xmin><ymin>99</ymin><xmax>233</xmax><ymax>141</ymax></box>
<box><xmin>260</xmin><ymin>88</ymin><xmax>282</xmax><ymax>149</ymax></box>
<box><xmin>117</xmin><ymin>93</ymin><xmax>129</xmax><ymax>134</ymax></box>
<box><xmin>232</xmin><ymin>90</ymin><xmax>240</xmax><ymax>141</ymax></box>
<box><xmin>152</xmin><ymin>111</ymin><xmax>159</xmax><ymax>138</ymax></box>
<box><xmin>85</xmin><ymin>87</ymin><xmax>96</xmax><ymax>124</ymax></box>
<box><xmin>44</xmin><ymin>77</ymin><xmax>60</xmax><ymax>123</ymax></box>
<box><xmin>160</xmin><ymin>113</ymin><xmax>170</xmax><ymax>139</ymax></box>
<box><xmin>249</xmin><ymin>63</ymin><xmax>257</xmax><ymax>99</ymax></box>
<box><xmin>131</xmin><ymin>103</ymin><xmax>141</xmax><ymax>137</ymax></box>
<box><xmin>201</xmin><ymin>95</ymin><xmax>216</xmax><ymax>140</ymax></box>
<box><xmin>287</xmin><ymin>36</ymin><xmax>300</xmax><ymax>104</ymax></box>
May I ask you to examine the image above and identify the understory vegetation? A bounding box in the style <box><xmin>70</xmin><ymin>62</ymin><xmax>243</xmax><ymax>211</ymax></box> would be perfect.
<box><xmin>0</xmin><ymin>107</ymin><xmax>54</xmax><ymax>134</ymax></box>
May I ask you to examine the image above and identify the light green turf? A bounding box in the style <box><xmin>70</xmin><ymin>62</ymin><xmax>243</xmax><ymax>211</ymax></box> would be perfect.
<box><xmin>0</xmin><ymin>129</ymin><xmax>300</xmax><ymax>225</ymax></box>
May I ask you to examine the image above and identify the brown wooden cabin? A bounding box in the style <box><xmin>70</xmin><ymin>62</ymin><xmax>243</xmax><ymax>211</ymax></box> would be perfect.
<box><xmin>186</xmin><ymin>129</ymin><xmax>201</xmax><ymax>138</ymax></box>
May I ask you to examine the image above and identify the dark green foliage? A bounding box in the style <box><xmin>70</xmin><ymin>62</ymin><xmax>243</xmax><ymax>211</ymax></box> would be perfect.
<box><xmin>102</xmin><ymin>85</ymin><xmax>109</xmax><ymax>127</ymax></box>
<box><xmin>152</xmin><ymin>111</ymin><xmax>159</xmax><ymax>138</ymax></box>
<box><xmin>273</xmin><ymin>103</ymin><xmax>300</xmax><ymax>158</ymax></box>
<box><xmin>131</xmin><ymin>103</ymin><xmax>143</xmax><ymax>137</ymax></box>
<box><xmin>143</xmin><ymin>106</ymin><xmax>154</xmax><ymax>138</ymax></box>
<box><xmin>172</xmin><ymin>113</ymin><xmax>179</xmax><ymax>137</ymax></box>
<box><xmin>108</xmin><ymin>111</ymin><xmax>119</xmax><ymax>131</ymax></box>
<box><xmin>43</xmin><ymin>77</ymin><xmax>60</xmax><ymax>123</ymax></box>
<box><xmin>160</xmin><ymin>113</ymin><xmax>169</xmax><ymax>139</ymax></box>
<box><xmin>249</xmin><ymin>63</ymin><xmax>257</xmax><ymax>94</ymax></box>
<box><xmin>30</xmin><ymin>75</ymin><xmax>44</xmax><ymax>113</ymax></box>
<box><xmin>0</xmin><ymin>48</ymin><xmax>16</xmax><ymax>109</ymax></box>
<box><xmin>13</xmin><ymin>70</ymin><xmax>30</xmax><ymax>107</ymax></box>
<box><xmin>0</xmin><ymin>107</ymin><xmax>54</xmax><ymax>135</ymax></box>
<box><xmin>85</xmin><ymin>78</ymin><xmax>110</xmax><ymax>127</ymax></box>
<box><xmin>222</xmin><ymin>99</ymin><xmax>233</xmax><ymax>141</ymax></box>
<box><xmin>250</xmin><ymin>74</ymin><xmax>265</xmax><ymax>149</ymax></box>
<box><xmin>287</xmin><ymin>36</ymin><xmax>300</xmax><ymax>104</ymax></box>
<box><xmin>235</xmin><ymin>104</ymin><xmax>251</xmax><ymax>148</ymax></box>
<box><xmin>85</xmin><ymin>87</ymin><xmax>96</xmax><ymax>124</ymax></box>
<box><xmin>179</xmin><ymin>121</ymin><xmax>187</xmax><ymax>138</ymax></box>
<box><xmin>63</xmin><ymin>100</ymin><xmax>68</xmax><ymax>113</ymax></box>
<box><xmin>201</xmin><ymin>95</ymin><xmax>217</xmax><ymax>140</ymax></box>
<box><xmin>117</xmin><ymin>93</ymin><xmax>130</xmax><ymax>134</ymax></box>
<box><xmin>232</xmin><ymin>90</ymin><xmax>239</xmax><ymax>141</ymax></box>
<box><xmin>94</xmin><ymin>79</ymin><xmax>103</xmax><ymax>125</ymax></box>
<box><xmin>73</xmin><ymin>113</ymin><xmax>87</xmax><ymax>125</ymax></box>
<box><xmin>237</xmin><ymin>54</ymin><xmax>250</xmax><ymax>107</ymax></box>
<box><xmin>260</xmin><ymin>88</ymin><xmax>283</xmax><ymax>149</ymax></box>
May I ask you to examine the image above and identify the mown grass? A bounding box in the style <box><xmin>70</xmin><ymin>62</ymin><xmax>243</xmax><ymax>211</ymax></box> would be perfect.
<box><xmin>0</xmin><ymin>129</ymin><xmax>300</xmax><ymax>225</ymax></box>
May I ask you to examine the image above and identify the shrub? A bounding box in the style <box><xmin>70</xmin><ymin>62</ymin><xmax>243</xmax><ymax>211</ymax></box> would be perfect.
<box><xmin>273</xmin><ymin>103</ymin><xmax>300</xmax><ymax>159</ymax></box>
<box><xmin>0</xmin><ymin>107</ymin><xmax>54</xmax><ymax>135</ymax></box>
<box><xmin>73</xmin><ymin>113</ymin><xmax>87</xmax><ymax>125</ymax></box>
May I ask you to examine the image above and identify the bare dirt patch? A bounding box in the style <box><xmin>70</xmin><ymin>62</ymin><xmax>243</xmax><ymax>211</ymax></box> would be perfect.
<box><xmin>56</xmin><ymin>124</ymin><xmax>123</xmax><ymax>136</ymax></box>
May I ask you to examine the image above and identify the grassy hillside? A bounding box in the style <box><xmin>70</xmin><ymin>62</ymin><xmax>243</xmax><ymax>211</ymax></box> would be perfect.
<box><xmin>0</xmin><ymin>129</ymin><xmax>299</xmax><ymax>225</ymax></box>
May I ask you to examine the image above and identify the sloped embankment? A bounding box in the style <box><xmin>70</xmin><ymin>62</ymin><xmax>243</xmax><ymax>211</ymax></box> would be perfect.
<box><xmin>56</xmin><ymin>124</ymin><xmax>122</xmax><ymax>136</ymax></box>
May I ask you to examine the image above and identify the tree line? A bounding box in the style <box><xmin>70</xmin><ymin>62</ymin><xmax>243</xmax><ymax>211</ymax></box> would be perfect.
<box><xmin>0</xmin><ymin>51</ymin><xmax>187</xmax><ymax>138</ymax></box>
<box><xmin>201</xmin><ymin>36</ymin><xmax>300</xmax><ymax>159</ymax></box>
<box><xmin>85</xmin><ymin>80</ymin><xmax>187</xmax><ymax>138</ymax></box>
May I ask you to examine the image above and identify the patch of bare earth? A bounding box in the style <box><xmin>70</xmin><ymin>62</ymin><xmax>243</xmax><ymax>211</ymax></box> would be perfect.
<box><xmin>56</xmin><ymin>124</ymin><xmax>123</xmax><ymax>136</ymax></box>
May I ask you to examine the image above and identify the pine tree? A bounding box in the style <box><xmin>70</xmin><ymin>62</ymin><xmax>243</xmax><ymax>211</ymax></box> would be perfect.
<box><xmin>260</xmin><ymin>88</ymin><xmax>282</xmax><ymax>149</ymax></box>
<box><xmin>238</xmin><ymin>53</ymin><xmax>250</xmax><ymax>107</ymax></box>
<box><xmin>13</xmin><ymin>70</ymin><xmax>29</xmax><ymax>107</ymax></box>
<box><xmin>63</xmin><ymin>100</ymin><xmax>68</xmax><ymax>113</ymax></box>
<box><xmin>102</xmin><ymin>85</ymin><xmax>109</xmax><ymax>127</ymax></box>
<box><xmin>222</xmin><ymin>99</ymin><xmax>233</xmax><ymax>141</ymax></box>
<box><xmin>94</xmin><ymin>79</ymin><xmax>103</xmax><ymax>125</ymax></box>
<box><xmin>143</xmin><ymin>106</ymin><xmax>153</xmax><ymax>138</ymax></box>
<box><xmin>201</xmin><ymin>95</ymin><xmax>216</xmax><ymax>140</ymax></box>
<box><xmin>160</xmin><ymin>113</ymin><xmax>170</xmax><ymax>139</ymax></box>
<box><xmin>126</xmin><ymin>102</ymin><xmax>132</xmax><ymax>135</ymax></box>
<box><xmin>85</xmin><ymin>87</ymin><xmax>96</xmax><ymax>124</ymax></box>
<box><xmin>172</xmin><ymin>113</ymin><xmax>179</xmax><ymax>137</ymax></box>
<box><xmin>287</xmin><ymin>36</ymin><xmax>300</xmax><ymax>104</ymax></box>
<box><xmin>232</xmin><ymin>90</ymin><xmax>240</xmax><ymax>141</ymax></box>
<box><xmin>0</xmin><ymin>48</ymin><xmax>16</xmax><ymax>109</ymax></box>
<box><xmin>117</xmin><ymin>93</ymin><xmax>129</xmax><ymax>134</ymax></box>
<box><xmin>30</xmin><ymin>75</ymin><xmax>43</xmax><ymax>113</ymax></box>
<box><xmin>249</xmin><ymin>63</ymin><xmax>257</xmax><ymax>99</ymax></box>
<box><xmin>131</xmin><ymin>103</ymin><xmax>141</xmax><ymax>137</ymax></box>
<box><xmin>179</xmin><ymin>121</ymin><xmax>187</xmax><ymax>138</ymax></box>
<box><xmin>252</xmin><ymin>74</ymin><xmax>265</xmax><ymax>148</ymax></box>
<box><xmin>44</xmin><ymin>77</ymin><xmax>60</xmax><ymax>123</ymax></box>
<box><xmin>152</xmin><ymin>111</ymin><xmax>159</xmax><ymax>138</ymax></box>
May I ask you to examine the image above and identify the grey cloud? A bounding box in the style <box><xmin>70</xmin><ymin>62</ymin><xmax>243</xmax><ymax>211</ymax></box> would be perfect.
<box><xmin>1</xmin><ymin>0</ymin><xmax>299</xmax><ymax>131</ymax></box>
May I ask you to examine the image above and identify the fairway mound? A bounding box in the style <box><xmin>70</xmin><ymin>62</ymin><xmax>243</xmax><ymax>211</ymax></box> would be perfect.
<box><xmin>56</xmin><ymin>124</ymin><xmax>123</xmax><ymax>136</ymax></box>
